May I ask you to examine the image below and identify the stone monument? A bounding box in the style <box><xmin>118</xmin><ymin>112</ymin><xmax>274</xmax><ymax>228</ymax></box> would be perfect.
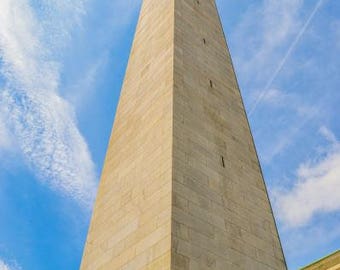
<box><xmin>81</xmin><ymin>1</ymin><xmax>287</xmax><ymax>269</ymax></box>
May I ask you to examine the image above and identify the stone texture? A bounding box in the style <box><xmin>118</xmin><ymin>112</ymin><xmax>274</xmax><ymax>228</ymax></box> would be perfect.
<box><xmin>80</xmin><ymin>1</ymin><xmax>174</xmax><ymax>269</ymax></box>
<box><xmin>301</xmin><ymin>251</ymin><xmax>340</xmax><ymax>270</ymax></box>
<box><xmin>80</xmin><ymin>0</ymin><xmax>287</xmax><ymax>269</ymax></box>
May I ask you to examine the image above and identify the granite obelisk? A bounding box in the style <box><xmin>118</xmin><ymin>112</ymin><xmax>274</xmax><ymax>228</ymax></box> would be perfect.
<box><xmin>81</xmin><ymin>1</ymin><xmax>287</xmax><ymax>269</ymax></box>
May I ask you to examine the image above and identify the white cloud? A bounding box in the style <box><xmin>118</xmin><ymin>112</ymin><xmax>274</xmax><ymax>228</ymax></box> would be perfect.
<box><xmin>0</xmin><ymin>260</ymin><xmax>9</xmax><ymax>270</ymax></box>
<box><xmin>0</xmin><ymin>0</ymin><xmax>96</xmax><ymax>206</ymax></box>
<box><xmin>274</xmin><ymin>127</ymin><xmax>340</xmax><ymax>227</ymax></box>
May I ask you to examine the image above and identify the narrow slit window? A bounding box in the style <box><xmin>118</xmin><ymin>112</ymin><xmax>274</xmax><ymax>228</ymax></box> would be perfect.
<box><xmin>203</xmin><ymin>38</ymin><xmax>206</xmax><ymax>44</ymax></box>
<box><xmin>221</xmin><ymin>156</ymin><xmax>225</xmax><ymax>168</ymax></box>
<box><xmin>210</xmin><ymin>80</ymin><xmax>213</xmax><ymax>88</ymax></box>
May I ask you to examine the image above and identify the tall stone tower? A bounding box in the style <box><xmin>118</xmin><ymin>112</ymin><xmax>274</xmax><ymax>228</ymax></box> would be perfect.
<box><xmin>81</xmin><ymin>0</ymin><xmax>287</xmax><ymax>269</ymax></box>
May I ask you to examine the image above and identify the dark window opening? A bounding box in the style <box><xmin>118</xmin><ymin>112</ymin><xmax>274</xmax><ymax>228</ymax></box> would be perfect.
<box><xmin>221</xmin><ymin>156</ymin><xmax>225</xmax><ymax>168</ymax></box>
<box><xmin>210</xmin><ymin>80</ymin><xmax>213</xmax><ymax>88</ymax></box>
<box><xmin>203</xmin><ymin>38</ymin><xmax>206</xmax><ymax>44</ymax></box>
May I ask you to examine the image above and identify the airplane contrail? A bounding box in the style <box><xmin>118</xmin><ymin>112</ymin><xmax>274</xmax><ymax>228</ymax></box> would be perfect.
<box><xmin>248</xmin><ymin>0</ymin><xmax>324</xmax><ymax>117</ymax></box>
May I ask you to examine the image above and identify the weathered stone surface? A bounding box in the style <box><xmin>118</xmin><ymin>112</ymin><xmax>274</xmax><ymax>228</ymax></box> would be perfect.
<box><xmin>80</xmin><ymin>0</ymin><xmax>287</xmax><ymax>269</ymax></box>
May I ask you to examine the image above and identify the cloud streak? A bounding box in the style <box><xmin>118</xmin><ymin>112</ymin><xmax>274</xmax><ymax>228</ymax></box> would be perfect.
<box><xmin>0</xmin><ymin>0</ymin><xmax>96</xmax><ymax>205</ymax></box>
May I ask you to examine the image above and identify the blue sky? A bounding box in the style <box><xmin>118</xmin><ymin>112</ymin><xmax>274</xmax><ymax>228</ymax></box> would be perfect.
<box><xmin>0</xmin><ymin>0</ymin><xmax>339</xmax><ymax>269</ymax></box>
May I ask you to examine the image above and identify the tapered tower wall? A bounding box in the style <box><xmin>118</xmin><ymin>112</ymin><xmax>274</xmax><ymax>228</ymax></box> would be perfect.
<box><xmin>81</xmin><ymin>0</ymin><xmax>287</xmax><ymax>269</ymax></box>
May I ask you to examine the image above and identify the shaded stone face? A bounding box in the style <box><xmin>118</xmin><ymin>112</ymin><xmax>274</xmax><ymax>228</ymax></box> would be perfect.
<box><xmin>301</xmin><ymin>251</ymin><xmax>340</xmax><ymax>270</ymax></box>
<box><xmin>80</xmin><ymin>0</ymin><xmax>287</xmax><ymax>269</ymax></box>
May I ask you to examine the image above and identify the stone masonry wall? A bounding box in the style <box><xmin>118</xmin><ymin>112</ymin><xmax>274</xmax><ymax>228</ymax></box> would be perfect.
<box><xmin>172</xmin><ymin>0</ymin><xmax>287</xmax><ymax>269</ymax></box>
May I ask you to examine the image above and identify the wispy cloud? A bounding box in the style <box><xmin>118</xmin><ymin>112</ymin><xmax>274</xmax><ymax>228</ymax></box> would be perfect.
<box><xmin>281</xmin><ymin>221</ymin><xmax>340</xmax><ymax>267</ymax></box>
<box><xmin>256</xmin><ymin>88</ymin><xmax>320</xmax><ymax>163</ymax></box>
<box><xmin>254</xmin><ymin>88</ymin><xmax>288</xmax><ymax>106</ymax></box>
<box><xmin>253</xmin><ymin>88</ymin><xmax>314</xmax><ymax>115</ymax></box>
<box><xmin>65</xmin><ymin>55</ymin><xmax>108</xmax><ymax>111</ymax></box>
<box><xmin>0</xmin><ymin>0</ymin><xmax>96</xmax><ymax>205</ymax></box>
<box><xmin>0</xmin><ymin>260</ymin><xmax>9</xmax><ymax>270</ymax></box>
<box><xmin>228</xmin><ymin>0</ymin><xmax>338</xmax><ymax>167</ymax></box>
<box><xmin>58</xmin><ymin>0</ymin><xmax>141</xmax><ymax>113</ymax></box>
<box><xmin>248</xmin><ymin>0</ymin><xmax>324</xmax><ymax>116</ymax></box>
<box><xmin>0</xmin><ymin>261</ymin><xmax>10</xmax><ymax>270</ymax></box>
<box><xmin>0</xmin><ymin>112</ymin><xmax>11</xmax><ymax>150</ymax></box>
<box><xmin>226</xmin><ymin>1</ymin><xmax>340</xmax><ymax>266</ymax></box>
<box><xmin>232</xmin><ymin>0</ymin><xmax>303</xmax><ymax>88</ymax></box>
<box><xmin>0</xmin><ymin>259</ymin><xmax>20</xmax><ymax>270</ymax></box>
<box><xmin>274</xmin><ymin>127</ymin><xmax>340</xmax><ymax>228</ymax></box>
